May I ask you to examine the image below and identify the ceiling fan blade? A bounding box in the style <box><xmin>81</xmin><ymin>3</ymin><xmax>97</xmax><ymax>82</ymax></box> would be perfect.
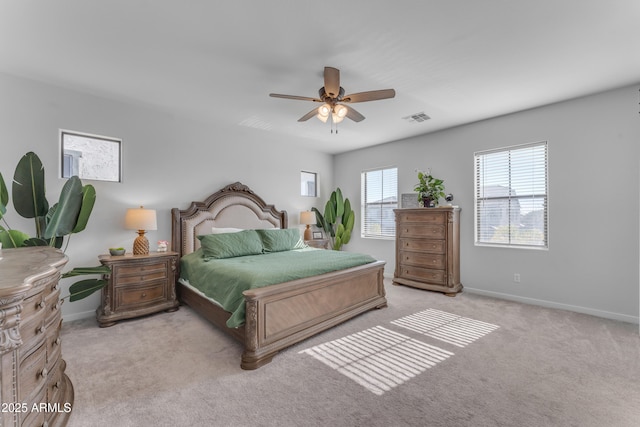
<box><xmin>270</xmin><ymin>93</ymin><xmax>322</xmax><ymax>102</ymax></box>
<box><xmin>342</xmin><ymin>89</ymin><xmax>396</xmax><ymax>103</ymax></box>
<box><xmin>298</xmin><ymin>107</ymin><xmax>319</xmax><ymax>122</ymax></box>
<box><xmin>345</xmin><ymin>105</ymin><xmax>365</xmax><ymax>122</ymax></box>
<box><xmin>323</xmin><ymin>67</ymin><xmax>341</xmax><ymax>98</ymax></box>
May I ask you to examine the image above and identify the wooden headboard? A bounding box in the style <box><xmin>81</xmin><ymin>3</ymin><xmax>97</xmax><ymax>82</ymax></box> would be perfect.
<box><xmin>170</xmin><ymin>182</ymin><xmax>288</xmax><ymax>259</ymax></box>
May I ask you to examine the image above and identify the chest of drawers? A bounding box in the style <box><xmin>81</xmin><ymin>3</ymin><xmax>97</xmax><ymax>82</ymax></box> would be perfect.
<box><xmin>96</xmin><ymin>251</ymin><xmax>179</xmax><ymax>327</ymax></box>
<box><xmin>0</xmin><ymin>246</ymin><xmax>74</xmax><ymax>426</ymax></box>
<box><xmin>393</xmin><ymin>207</ymin><xmax>462</xmax><ymax>296</ymax></box>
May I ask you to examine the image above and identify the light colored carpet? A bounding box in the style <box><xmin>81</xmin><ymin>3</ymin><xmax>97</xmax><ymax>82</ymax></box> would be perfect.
<box><xmin>61</xmin><ymin>280</ymin><xmax>640</xmax><ymax>427</ymax></box>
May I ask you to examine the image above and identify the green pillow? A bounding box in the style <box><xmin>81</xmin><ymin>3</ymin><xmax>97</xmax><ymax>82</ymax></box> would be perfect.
<box><xmin>257</xmin><ymin>228</ymin><xmax>305</xmax><ymax>253</ymax></box>
<box><xmin>198</xmin><ymin>229</ymin><xmax>263</xmax><ymax>259</ymax></box>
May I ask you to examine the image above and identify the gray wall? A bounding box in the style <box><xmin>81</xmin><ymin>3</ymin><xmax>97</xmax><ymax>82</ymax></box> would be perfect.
<box><xmin>335</xmin><ymin>85</ymin><xmax>640</xmax><ymax>323</ymax></box>
<box><xmin>0</xmin><ymin>73</ymin><xmax>332</xmax><ymax>321</ymax></box>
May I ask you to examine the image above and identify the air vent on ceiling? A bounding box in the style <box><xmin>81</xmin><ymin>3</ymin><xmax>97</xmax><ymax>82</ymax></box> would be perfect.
<box><xmin>402</xmin><ymin>112</ymin><xmax>431</xmax><ymax>123</ymax></box>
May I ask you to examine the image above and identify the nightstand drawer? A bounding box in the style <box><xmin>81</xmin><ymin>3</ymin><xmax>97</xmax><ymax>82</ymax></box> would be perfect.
<box><xmin>116</xmin><ymin>269</ymin><xmax>167</xmax><ymax>286</ymax></box>
<box><xmin>117</xmin><ymin>262</ymin><xmax>166</xmax><ymax>276</ymax></box>
<box><xmin>399</xmin><ymin>251</ymin><xmax>445</xmax><ymax>269</ymax></box>
<box><xmin>116</xmin><ymin>282</ymin><xmax>167</xmax><ymax>309</ymax></box>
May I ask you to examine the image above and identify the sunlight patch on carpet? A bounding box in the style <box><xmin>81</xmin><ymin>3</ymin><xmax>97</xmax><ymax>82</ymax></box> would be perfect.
<box><xmin>391</xmin><ymin>308</ymin><xmax>500</xmax><ymax>347</ymax></box>
<box><xmin>299</xmin><ymin>326</ymin><xmax>453</xmax><ymax>396</ymax></box>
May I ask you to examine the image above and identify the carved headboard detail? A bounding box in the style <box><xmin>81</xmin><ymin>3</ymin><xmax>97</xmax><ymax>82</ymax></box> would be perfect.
<box><xmin>171</xmin><ymin>182</ymin><xmax>288</xmax><ymax>259</ymax></box>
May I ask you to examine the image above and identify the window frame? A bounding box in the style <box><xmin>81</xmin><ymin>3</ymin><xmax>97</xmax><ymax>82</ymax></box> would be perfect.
<box><xmin>361</xmin><ymin>166</ymin><xmax>398</xmax><ymax>240</ymax></box>
<box><xmin>474</xmin><ymin>141</ymin><xmax>548</xmax><ymax>250</ymax></box>
<box><xmin>60</xmin><ymin>129</ymin><xmax>122</xmax><ymax>182</ymax></box>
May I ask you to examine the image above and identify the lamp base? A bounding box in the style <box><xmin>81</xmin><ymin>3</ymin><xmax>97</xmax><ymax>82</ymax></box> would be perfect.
<box><xmin>132</xmin><ymin>231</ymin><xmax>149</xmax><ymax>255</ymax></box>
<box><xmin>304</xmin><ymin>225</ymin><xmax>312</xmax><ymax>241</ymax></box>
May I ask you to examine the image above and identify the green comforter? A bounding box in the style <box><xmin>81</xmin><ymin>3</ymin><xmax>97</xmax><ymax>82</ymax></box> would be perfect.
<box><xmin>180</xmin><ymin>247</ymin><xmax>377</xmax><ymax>328</ymax></box>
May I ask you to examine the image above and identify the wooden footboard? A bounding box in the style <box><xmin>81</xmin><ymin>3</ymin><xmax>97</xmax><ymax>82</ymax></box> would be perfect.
<box><xmin>242</xmin><ymin>260</ymin><xmax>386</xmax><ymax>369</ymax></box>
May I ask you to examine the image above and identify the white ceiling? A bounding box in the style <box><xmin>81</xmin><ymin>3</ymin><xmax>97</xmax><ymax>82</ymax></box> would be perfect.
<box><xmin>1</xmin><ymin>1</ymin><xmax>639</xmax><ymax>154</ymax></box>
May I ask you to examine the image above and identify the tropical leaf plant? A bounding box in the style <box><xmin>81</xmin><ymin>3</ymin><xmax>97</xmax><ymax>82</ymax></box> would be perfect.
<box><xmin>312</xmin><ymin>187</ymin><xmax>355</xmax><ymax>251</ymax></box>
<box><xmin>0</xmin><ymin>151</ymin><xmax>109</xmax><ymax>301</ymax></box>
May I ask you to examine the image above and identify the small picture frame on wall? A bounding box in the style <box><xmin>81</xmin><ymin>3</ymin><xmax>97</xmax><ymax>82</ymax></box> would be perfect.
<box><xmin>312</xmin><ymin>231</ymin><xmax>323</xmax><ymax>239</ymax></box>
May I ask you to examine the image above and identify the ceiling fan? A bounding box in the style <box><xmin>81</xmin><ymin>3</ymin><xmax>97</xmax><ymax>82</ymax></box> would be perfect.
<box><xmin>269</xmin><ymin>66</ymin><xmax>395</xmax><ymax>124</ymax></box>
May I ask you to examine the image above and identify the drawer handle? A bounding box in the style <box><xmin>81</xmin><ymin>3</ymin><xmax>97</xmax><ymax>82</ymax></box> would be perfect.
<box><xmin>37</xmin><ymin>326</ymin><xmax>45</xmax><ymax>334</ymax></box>
<box><xmin>54</xmin><ymin>381</ymin><xmax>61</xmax><ymax>389</ymax></box>
<box><xmin>53</xmin><ymin>302</ymin><xmax>61</xmax><ymax>311</ymax></box>
<box><xmin>54</xmin><ymin>283</ymin><xmax>60</xmax><ymax>291</ymax></box>
<box><xmin>41</xmin><ymin>367</ymin><xmax>48</xmax><ymax>378</ymax></box>
<box><xmin>39</xmin><ymin>301</ymin><xmax>46</xmax><ymax>309</ymax></box>
<box><xmin>55</xmin><ymin>338</ymin><xmax>61</xmax><ymax>346</ymax></box>
<box><xmin>141</xmin><ymin>293</ymin><xmax>147</xmax><ymax>298</ymax></box>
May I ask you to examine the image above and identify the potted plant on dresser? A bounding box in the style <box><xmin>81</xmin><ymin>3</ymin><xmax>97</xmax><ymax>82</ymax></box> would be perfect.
<box><xmin>414</xmin><ymin>169</ymin><xmax>445</xmax><ymax>207</ymax></box>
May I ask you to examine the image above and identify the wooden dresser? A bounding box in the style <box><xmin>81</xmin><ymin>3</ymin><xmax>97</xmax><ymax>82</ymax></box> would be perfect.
<box><xmin>393</xmin><ymin>207</ymin><xmax>462</xmax><ymax>296</ymax></box>
<box><xmin>97</xmin><ymin>251</ymin><xmax>179</xmax><ymax>327</ymax></box>
<box><xmin>0</xmin><ymin>246</ymin><xmax>74</xmax><ymax>426</ymax></box>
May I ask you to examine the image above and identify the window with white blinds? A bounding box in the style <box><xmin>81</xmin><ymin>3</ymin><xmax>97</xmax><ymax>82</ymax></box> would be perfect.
<box><xmin>361</xmin><ymin>167</ymin><xmax>398</xmax><ymax>239</ymax></box>
<box><xmin>474</xmin><ymin>141</ymin><xmax>548</xmax><ymax>249</ymax></box>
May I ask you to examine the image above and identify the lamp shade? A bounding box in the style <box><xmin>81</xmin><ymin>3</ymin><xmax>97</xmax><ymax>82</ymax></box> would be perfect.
<box><xmin>125</xmin><ymin>207</ymin><xmax>157</xmax><ymax>231</ymax></box>
<box><xmin>300</xmin><ymin>211</ymin><xmax>315</xmax><ymax>225</ymax></box>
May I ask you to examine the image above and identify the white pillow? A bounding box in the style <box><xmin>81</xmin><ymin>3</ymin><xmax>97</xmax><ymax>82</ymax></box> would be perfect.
<box><xmin>211</xmin><ymin>227</ymin><xmax>243</xmax><ymax>234</ymax></box>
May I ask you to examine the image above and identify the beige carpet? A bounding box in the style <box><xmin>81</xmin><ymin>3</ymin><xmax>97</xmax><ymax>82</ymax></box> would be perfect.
<box><xmin>61</xmin><ymin>280</ymin><xmax>640</xmax><ymax>427</ymax></box>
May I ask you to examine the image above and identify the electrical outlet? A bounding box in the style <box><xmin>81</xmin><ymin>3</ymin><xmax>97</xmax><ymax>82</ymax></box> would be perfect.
<box><xmin>513</xmin><ymin>273</ymin><xmax>521</xmax><ymax>283</ymax></box>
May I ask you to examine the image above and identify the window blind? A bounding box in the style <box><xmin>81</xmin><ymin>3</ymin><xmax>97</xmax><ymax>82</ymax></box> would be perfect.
<box><xmin>361</xmin><ymin>167</ymin><xmax>398</xmax><ymax>238</ymax></box>
<box><xmin>475</xmin><ymin>141</ymin><xmax>548</xmax><ymax>248</ymax></box>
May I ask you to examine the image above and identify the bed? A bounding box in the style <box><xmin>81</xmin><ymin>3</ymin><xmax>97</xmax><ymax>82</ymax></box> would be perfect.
<box><xmin>171</xmin><ymin>182</ymin><xmax>387</xmax><ymax>369</ymax></box>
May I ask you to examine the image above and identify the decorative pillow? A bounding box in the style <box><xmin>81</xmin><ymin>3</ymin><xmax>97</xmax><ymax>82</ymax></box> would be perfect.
<box><xmin>211</xmin><ymin>227</ymin><xmax>243</xmax><ymax>234</ymax></box>
<box><xmin>257</xmin><ymin>228</ymin><xmax>306</xmax><ymax>253</ymax></box>
<box><xmin>198</xmin><ymin>229</ymin><xmax>263</xmax><ymax>259</ymax></box>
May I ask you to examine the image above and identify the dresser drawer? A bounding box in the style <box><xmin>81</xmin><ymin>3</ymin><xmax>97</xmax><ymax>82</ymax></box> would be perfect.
<box><xmin>399</xmin><ymin>251</ymin><xmax>445</xmax><ymax>269</ymax></box>
<box><xmin>116</xmin><ymin>282</ymin><xmax>167</xmax><ymax>309</ymax></box>
<box><xmin>396</xmin><ymin>211</ymin><xmax>446</xmax><ymax>225</ymax></box>
<box><xmin>19</xmin><ymin>314</ymin><xmax>46</xmax><ymax>353</ymax></box>
<box><xmin>22</xmin><ymin>293</ymin><xmax>47</xmax><ymax>322</ymax></box>
<box><xmin>398</xmin><ymin>264</ymin><xmax>446</xmax><ymax>285</ymax></box>
<box><xmin>399</xmin><ymin>238</ymin><xmax>445</xmax><ymax>254</ymax></box>
<box><xmin>398</xmin><ymin>224</ymin><xmax>445</xmax><ymax>239</ymax></box>
<box><xmin>19</xmin><ymin>343</ymin><xmax>47</xmax><ymax>403</ymax></box>
<box><xmin>46</xmin><ymin>320</ymin><xmax>63</xmax><ymax>367</ymax></box>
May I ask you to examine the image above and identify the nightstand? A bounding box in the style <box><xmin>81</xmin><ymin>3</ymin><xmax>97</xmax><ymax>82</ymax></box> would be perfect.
<box><xmin>305</xmin><ymin>239</ymin><xmax>330</xmax><ymax>249</ymax></box>
<box><xmin>96</xmin><ymin>251</ymin><xmax>179</xmax><ymax>327</ymax></box>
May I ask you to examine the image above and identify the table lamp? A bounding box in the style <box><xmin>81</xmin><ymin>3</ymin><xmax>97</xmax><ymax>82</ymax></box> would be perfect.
<box><xmin>125</xmin><ymin>206</ymin><xmax>157</xmax><ymax>255</ymax></box>
<box><xmin>300</xmin><ymin>211</ymin><xmax>315</xmax><ymax>241</ymax></box>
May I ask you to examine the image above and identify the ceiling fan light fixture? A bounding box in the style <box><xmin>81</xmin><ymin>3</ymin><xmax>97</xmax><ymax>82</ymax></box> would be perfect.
<box><xmin>318</xmin><ymin>104</ymin><xmax>331</xmax><ymax>117</ymax></box>
<box><xmin>334</xmin><ymin>104</ymin><xmax>348</xmax><ymax>119</ymax></box>
<box><xmin>332</xmin><ymin>113</ymin><xmax>344</xmax><ymax>123</ymax></box>
<box><xmin>316</xmin><ymin>113</ymin><xmax>329</xmax><ymax>123</ymax></box>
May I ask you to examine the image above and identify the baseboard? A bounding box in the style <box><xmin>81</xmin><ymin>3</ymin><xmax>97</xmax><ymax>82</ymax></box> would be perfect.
<box><xmin>464</xmin><ymin>287</ymin><xmax>639</xmax><ymax>325</ymax></box>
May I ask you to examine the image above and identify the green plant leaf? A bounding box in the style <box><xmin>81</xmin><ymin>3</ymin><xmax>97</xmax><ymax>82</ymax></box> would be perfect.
<box><xmin>345</xmin><ymin>209</ymin><xmax>355</xmax><ymax>232</ymax></box>
<box><xmin>324</xmin><ymin>198</ymin><xmax>336</xmax><ymax>224</ymax></box>
<box><xmin>69</xmin><ymin>278</ymin><xmax>107</xmax><ymax>302</ymax></box>
<box><xmin>12</xmin><ymin>152</ymin><xmax>49</xmax><ymax>220</ymax></box>
<box><xmin>72</xmin><ymin>184</ymin><xmax>96</xmax><ymax>233</ymax></box>
<box><xmin>0</xmin><ymin>172</ymin><xmax>7</xmax><ymax>218</ymax></box>
<box><xmin>0</xmin><ymin>229</ymin><xmax>30</xmax><ymax>248</ymax></box>
<box><xmin>342</xmin><ymin>229</ymin><xmax>351</xmax><ymax>245</ymax></box>
<box><xmin>44</xmin><ymin>176</ymin><xmax>83</xmax><ymax>239</ymax></box>
<box><xmin>334</xmin><ymin>188</ymin><xmax>344</xmax><ymax>218</ymax></box>
<box><xmin>62</xmin><ymin>265</ymin><xmax>111</xmax><ymax>278</ymax></box>
<box><xmin>22</xmin><ymin>237</ymin><xmax>49</xmax><ymax>246</ymax></box>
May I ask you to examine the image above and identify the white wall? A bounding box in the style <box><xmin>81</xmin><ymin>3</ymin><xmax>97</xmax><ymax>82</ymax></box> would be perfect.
<box><xmin>0</xmin><ymin>73</ymin><xmax>333</xmax><ymax>321</ymax></box>
<box><xmin>335</xmin><ymin>85</ymin><xmax>640</xmax><ymax>323</ymax></box>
